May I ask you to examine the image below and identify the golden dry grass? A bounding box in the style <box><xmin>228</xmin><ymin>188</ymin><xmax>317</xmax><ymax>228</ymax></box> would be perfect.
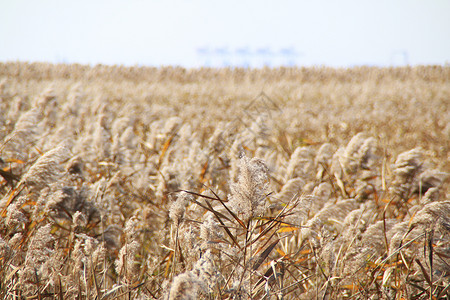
<box><xmin>0</xmin><ymin>62</ymin><xmax>449</xmax><ymax>299</ymax></box>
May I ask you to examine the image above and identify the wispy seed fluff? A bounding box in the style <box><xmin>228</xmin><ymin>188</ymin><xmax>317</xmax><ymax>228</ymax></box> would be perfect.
<box><xmin>115</xmin><ymin>216</ymin><xmax>142</xmax><ymax>283</ymax></box>
<box><xmin>2</xmin><ymin>108</ymin><xmax>41</xmax><ymax>160</ymax></box>
<box><xmin>18</xmin><ymin>223</ymin><xmax>55</xmax><ymax>294</ymax></box>
<box><xmin>390</xmin><ymin>148</ymin><xmax>447</xmax><ymax>199</ymax></box>
<box><xmin>167</xmin><ymin>250</ymin><xmax>217</xmax><ymax>300</ymax></box>
<box><xmin>169</xmin><ymin>192</ymin><xmax>192</xmax><ymax>226</ymax></box>
<box><xmin>409</xmin><ymin>201</ymin><xmax>450</xmax><ymax>230</ymax></box>
<box><xmin>168</xmin><ymin>272</ymin><xmax>205</xmax><ymax>300</ymax></box>
<box><xmin>340</xmin><ymin>133</ymin><xmax>377</xmax><ymax>175</ymax></box>
<box><xmin>19</xmin><ymin>144</ymin><xmax>70</xmax><ymax>191</ymax></box>
<box><xmin>0</xmin><ymin>237</ymin><xmax>11</xmax><ymax>262</ymax></box>
<box><xmin>393</xmin><ymin>148</ymin><xmax>423</xmax><ymax>179</ymax></box>
<box><xmin>228</xmin><ymin>156</ymin><xmax>269</xmax><ymax>222</ymax></box>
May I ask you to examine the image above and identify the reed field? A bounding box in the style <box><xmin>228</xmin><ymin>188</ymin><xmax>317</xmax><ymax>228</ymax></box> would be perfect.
<box><xmin>0</xmin><ymin>62</ymin><xmax>449</xmax><ymax>299</ymax></box>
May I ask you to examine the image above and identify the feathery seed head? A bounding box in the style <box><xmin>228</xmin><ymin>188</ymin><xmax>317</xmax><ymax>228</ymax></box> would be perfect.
<box><xmin>229</xmin><ymin>156</ymin><xmax>269</xmax><ymax>221</ymax></box>
<box><xmin>19</xmin><ymin>145</ymin><xmax>70</xmax><ymax>190</ymax></box>
<box><xmin>169</xmin><ymin>192</ymin><xmax>192</xmax><ymax>225</ymax></box>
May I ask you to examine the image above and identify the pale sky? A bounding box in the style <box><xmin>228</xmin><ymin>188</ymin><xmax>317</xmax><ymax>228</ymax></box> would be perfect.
<box><xmin>1</xmin><ymin>0</ymin><xmax>449</xmax><ymax>67</ymax></box>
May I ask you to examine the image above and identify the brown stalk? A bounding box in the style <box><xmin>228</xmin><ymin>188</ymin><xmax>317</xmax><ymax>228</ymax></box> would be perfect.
<box><xmin>203</xmin><ymin>197</ymin><xmax>241</xmax><ymax>249</ymax></box>
<box><xmin>252</xmin><ymin>239</ymin><xmax>279</xmax><ymax>271</ymax></box>
<box><xmin>204</xmin><ymin>184</ymin><xmax>247</xmax><ymax>229</ymax></box>
<box><xmin>175</xmin><ymin>190</ymin><xmax>233</xmax><ymax>223</ymax></box>
<box><xmin>415</xmin><ymin>259</ymin><xmax>432</xmax><ymax>288</ymax></box>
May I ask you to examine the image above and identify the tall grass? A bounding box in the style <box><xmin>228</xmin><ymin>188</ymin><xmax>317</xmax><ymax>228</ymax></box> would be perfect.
<box><xmin>0</xmin><ymin>62</ymin><xmax>449</xmax><ymax>299</ymax></box>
